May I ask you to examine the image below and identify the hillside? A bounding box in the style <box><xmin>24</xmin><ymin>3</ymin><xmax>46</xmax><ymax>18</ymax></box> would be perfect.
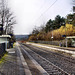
<box><xmin>15</xmin><ymin>35</ymin><xmax>29</xmax><ymax>40</ymax></box>
<box><xmin>29</xmin><ymin>24</ymin><xmax>75</xmax><ymax>41</ymax></box>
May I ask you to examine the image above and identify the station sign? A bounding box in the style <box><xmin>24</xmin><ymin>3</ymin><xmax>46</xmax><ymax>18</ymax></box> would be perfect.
<box><xmin>62</xmin><ymin>35</ymin><xmax>66</xmax><ymax>37</ymax></box>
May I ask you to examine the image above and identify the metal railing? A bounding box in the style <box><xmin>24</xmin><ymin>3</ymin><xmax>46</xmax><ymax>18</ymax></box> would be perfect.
<box><xmin>30</xmin><ymin>40</ymin><xmax>69</xmax><ymax>47</ymax></box>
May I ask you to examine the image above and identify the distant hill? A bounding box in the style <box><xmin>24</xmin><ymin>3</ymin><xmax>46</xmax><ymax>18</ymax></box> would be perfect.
<box><xmin>15</xmin><ymin>35</ymin><xmax>29</xmax><ymax>40</ymax></box>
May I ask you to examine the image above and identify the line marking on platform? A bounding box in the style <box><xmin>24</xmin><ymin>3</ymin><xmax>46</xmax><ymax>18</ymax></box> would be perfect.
<box><xmin>8</xmin><ymin>51</ymin><xmax>15</xmax><ymax>53</ymax></box>
<box><xmin>18</xmin><ymin>45</ymin><xmax>32</xmax><ymax>75</ymax></box>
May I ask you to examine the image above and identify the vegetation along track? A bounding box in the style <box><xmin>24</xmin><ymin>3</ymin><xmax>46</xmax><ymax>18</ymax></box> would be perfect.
<box><xmin>20</xmin><ymin>43</ymin><xmax>73</xmax><ymax>75</ymax></box>
<box><xmin>21</xmin><ymin>43</ymin><xmax>75</xmax><ymax>75</ymax></box>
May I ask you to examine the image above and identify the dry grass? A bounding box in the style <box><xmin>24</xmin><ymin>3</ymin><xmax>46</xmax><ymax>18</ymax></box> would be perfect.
<box><xmin>29</xmin><ymin>24</ymin><xmax>75</xmax><ymax>41</ymax></box>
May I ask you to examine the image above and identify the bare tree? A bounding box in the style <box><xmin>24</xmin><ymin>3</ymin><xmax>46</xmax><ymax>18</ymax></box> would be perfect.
<box><xmin>4</xmin><ymin>8</ymin><xmax>16</xmax><ymax>34</ymax></box>
<box><xmin>0</xmin><ymin>0</ymin><xmax>5</xmax><ymax>34</ymax></box>
<box><xmin>0</xmin><ymin>0</ymin><xmax>16</xmax><ymax>35</ymax></box>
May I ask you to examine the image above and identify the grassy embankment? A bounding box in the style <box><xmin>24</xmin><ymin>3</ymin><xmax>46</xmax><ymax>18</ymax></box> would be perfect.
<box><xmin>29</xmin><ymin>24</ymin><xmax>75</xmax><ymax>41</ymax></box>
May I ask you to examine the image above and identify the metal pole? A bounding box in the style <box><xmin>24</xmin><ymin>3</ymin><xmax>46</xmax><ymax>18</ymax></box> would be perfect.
<box><xmin>6</xmin><ymin>38</ymin><xmax>7</xmax><ymax>50</ymax></box>
<box><xmin>66</xmin><ymin>38</ymin><xmax>67</xmax><ymax>47</ymax></box>
<box><xmin>52</xmin><ymin>31</ymin><xmax>53</xmax><ymax>45</ymax></box>
<box><xmin>65</xmin><ymin>23</ymin><xmax>67</xmax><ymax>47</ymax></box>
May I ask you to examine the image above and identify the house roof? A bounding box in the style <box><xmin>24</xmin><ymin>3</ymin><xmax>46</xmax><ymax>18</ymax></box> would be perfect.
<box><xmin>0</xmin><ymin>35</ymin><xmax>11</xmax><ymax>38</ymax></box>
<box><xmin>66</xmin><ymin>36</ymin><xmax>75</xmax><ymax>39</ymax></box>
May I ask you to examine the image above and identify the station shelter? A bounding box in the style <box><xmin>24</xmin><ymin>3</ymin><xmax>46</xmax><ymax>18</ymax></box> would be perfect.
<box><xmin>66</xmin><ymin>36</ymin><xmax>75</xmax><ymax>47</ymax></box>
<box><xmin>0</xmin><ymin>35</ymin><xmax>11</xmax><ymax>50</ymax></box>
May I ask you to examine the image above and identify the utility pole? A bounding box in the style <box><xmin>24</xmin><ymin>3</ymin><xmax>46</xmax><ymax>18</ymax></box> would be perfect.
<box><xmin>51</xmin><ymin>27</ymin><xmax>53</xmax><ymax>45</ymax></box>
<box><xmin>73</xmin><ymin>6</ymin><xmax>75</xmax><ymax>12</ymax></box>
<box><xmin>63</xmin><ymin>21</ymin><xmax>67</xmax><ymax>47</ymax></box>
<box><xmin>65</xmin><ymin>25</ymin><xmax>67</xmax><ymax>47</ymax></box>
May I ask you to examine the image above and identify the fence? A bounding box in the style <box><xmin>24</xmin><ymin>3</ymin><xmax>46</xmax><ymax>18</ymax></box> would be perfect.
<box><xmin>0</xmin><ymin>43</ymin><xmax>6</xmax><ymax>57</ymax></box>
<box><xmin>30</xmin><ymin>41</ymin><xmax>66</xmax><ymax>47</ymax></box>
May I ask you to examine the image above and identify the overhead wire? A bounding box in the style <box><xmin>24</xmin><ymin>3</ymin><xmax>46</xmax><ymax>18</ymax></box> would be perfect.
<box><xmin>33</xmin><ymin>0</ymin><xmax>58</xmax><ymax>24</ymax></box>
<box><xmin>36</xmin><ymin>0</ymin><xmax>54</xmax><ymax>13</ymax></box>
<box><xmin>32</xmin><ymin>0</ymin><xmax>52</xmax><ymax>22</ymax></box>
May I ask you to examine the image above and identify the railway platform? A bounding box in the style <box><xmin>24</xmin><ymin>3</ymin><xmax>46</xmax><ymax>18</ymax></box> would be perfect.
<box><xmin>26</xmin><ymin>42</ymin><xmax>75</xmax><ymax>57</ymax></box>
<box><xmin>0</xmin><ymin>42</ymin><xmax>48</xmax><ymax>75</ymax></box>
<box><xmin>0</xmin><ymin>45</ymin><xmax>25</xmax><ymax>75</ymax></box>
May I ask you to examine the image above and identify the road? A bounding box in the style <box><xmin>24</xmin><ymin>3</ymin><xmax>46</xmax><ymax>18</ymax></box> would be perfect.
<box><xmin>19</xmin><ymin>43</ymin><xmax>75</xmax><ymax>75</ymax></box>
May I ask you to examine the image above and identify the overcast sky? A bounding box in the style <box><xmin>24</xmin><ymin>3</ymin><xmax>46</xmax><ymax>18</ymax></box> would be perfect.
<box><xmin>7</xmin><ymin>0</ymin><xmax>72</xmax><ymax>35</ymax></box>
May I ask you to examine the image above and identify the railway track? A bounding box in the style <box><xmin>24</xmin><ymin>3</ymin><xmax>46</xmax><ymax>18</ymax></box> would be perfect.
<box><xmin>24</xmin><ymin>44</ymin><xmax>75</xmax><ymax>64</ymax></box>
<box><xmin>21</xmin><ymin>43</ymin><xmax>75</xmax><ymax>75</ymax></box>
<box><xmin>20</xmin><ymin>43</ymin><xmax>72</xmax><ymax>75</ymax></box>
